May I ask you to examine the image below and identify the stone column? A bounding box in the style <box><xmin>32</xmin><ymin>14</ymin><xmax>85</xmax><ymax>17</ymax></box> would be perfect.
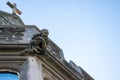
<box><xmin>27</xmin><ymin>57</ymin><xmax>43</xmax><ymax>80</ymax></box>
<box><xmin>20</xmin><ymin>56</ymin><xmax>43</xmax><ymax>80</ymax></box>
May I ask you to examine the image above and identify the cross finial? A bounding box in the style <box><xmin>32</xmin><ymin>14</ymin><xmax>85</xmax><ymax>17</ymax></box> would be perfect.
<box><xmin>7</xmin><ymin>1</ymin><xmax>22</xmax><ymax>15</ymax></box>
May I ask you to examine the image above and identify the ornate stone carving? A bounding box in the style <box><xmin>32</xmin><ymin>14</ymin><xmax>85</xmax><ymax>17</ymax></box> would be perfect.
<box><xmin>21</xmin><ymin>29</ymin><xmax>49</xmax><ymax>55</ymax></box>
<box><xmin>0</xmin><ymin>27</ymin><xmax>25</xmax><ymax>40</ymax></box>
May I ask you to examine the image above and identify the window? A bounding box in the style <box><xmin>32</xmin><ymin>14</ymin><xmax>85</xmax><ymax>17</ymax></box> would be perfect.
<box><xmin>0</xmin><ymin>72</ymin><xmax>18</xmax><ymax>80</ymax></box>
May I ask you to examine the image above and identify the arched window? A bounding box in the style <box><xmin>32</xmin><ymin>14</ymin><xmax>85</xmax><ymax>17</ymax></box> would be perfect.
<box><xmin>0</xmin><ymin>72</ymin><xmax>18</xmax><ymax>80</ymax></box>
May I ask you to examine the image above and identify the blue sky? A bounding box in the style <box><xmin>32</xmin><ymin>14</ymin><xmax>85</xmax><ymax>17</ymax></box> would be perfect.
<box><xmin>0</xmin><ymin>0</ymin><xmax>120</xmax><ymax>80</ymax></box>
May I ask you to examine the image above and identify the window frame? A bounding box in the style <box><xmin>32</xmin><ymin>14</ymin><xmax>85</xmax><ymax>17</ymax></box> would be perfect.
<box><xmin>0</xmin><ymin>56</ymin><xmax>27</xmax><ymax>80</ymax></box>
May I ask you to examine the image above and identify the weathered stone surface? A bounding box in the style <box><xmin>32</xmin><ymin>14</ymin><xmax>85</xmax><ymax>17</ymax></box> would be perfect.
<box><xmin>26</xmin><ymin>57</ymin><xmax>43</xmax><ymax>80</ymax></box>
<box><xmin>47</xmin><ymin>39</ymin><xmax>65</xmax><ymax>61</ymax></box>
<box><xmin>21</xmin><ymin>29</ymin><xmax>49</xmax><ymax>55</ymax></box>
<box><xmin>0</xmin><ymin>9</ymin><xmax>94</xmax><ymax>80</ymax></box>
<box><xmin>0</xmin><ymin>11</ymin><xmax>24</xmax><ymax>25</ymax></box>
<box><xmin>0</xmin><ymin>25</ymin><xmax>39</xmax><ymax>44</ymax></box>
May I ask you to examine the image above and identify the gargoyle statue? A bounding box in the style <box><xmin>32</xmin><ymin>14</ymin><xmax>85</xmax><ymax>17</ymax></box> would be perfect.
<box><xmin>21</xmin><ymin>29</ymin><xmax>49</xmax><ymax>55</ymax></box>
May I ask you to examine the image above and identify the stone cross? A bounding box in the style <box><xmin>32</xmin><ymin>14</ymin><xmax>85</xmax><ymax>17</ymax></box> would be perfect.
<box><xmin>7</xmin><ymin>1</ymin><xmax>22</xmax><ymax>15</ymax></box>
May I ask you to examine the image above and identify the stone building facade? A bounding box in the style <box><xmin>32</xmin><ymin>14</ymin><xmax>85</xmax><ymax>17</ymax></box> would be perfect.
<box><xmin>0</xmin><ymin>5</ymin><xmax>94</xmax><ymax>80</ymax></box>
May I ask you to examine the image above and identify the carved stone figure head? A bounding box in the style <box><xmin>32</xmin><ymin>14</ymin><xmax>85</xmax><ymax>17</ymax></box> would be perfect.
<box><xmin>41</xmin><ymin>29</ymin><xmax>49</xmax><ymax>38</ymax></box>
